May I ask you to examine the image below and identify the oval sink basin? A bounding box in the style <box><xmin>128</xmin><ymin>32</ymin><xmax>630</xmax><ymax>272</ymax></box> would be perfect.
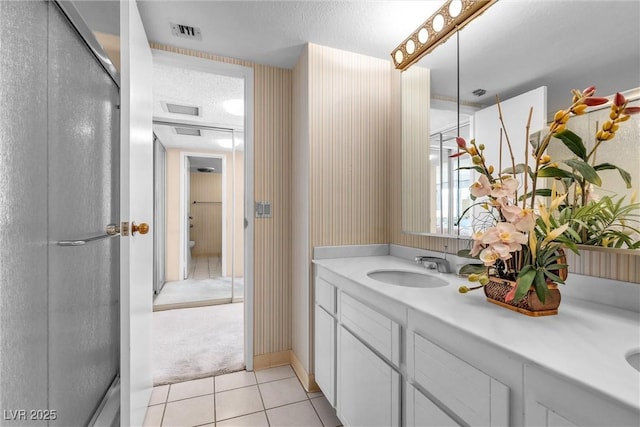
<box><xmin>626</xmin><ymin>351</ymin><xmax>640</xmax><ymax>373</ymax></box>
<box><xmin>367</xmin><ymin>270</ymin><xmax>448</xmax><ymax>288</ymax></box>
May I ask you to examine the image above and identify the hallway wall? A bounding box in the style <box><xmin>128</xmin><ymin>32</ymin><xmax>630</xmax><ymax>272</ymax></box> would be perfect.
<box><xmin>190</xmin><ymin>172</ymin><xmax>223</xmax><ymax>257</ymax></box>
<box><xmin>151</xmin><ymin>42</ymin><xmax>292</xmax><ymax>358</ymax></box>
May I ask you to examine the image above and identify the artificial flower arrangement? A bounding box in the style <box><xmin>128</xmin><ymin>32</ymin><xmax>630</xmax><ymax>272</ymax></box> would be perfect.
<box><xmin>453</xmin><ymin>86</ymin><xmax>640</xmax><ymax>310</ymax></box>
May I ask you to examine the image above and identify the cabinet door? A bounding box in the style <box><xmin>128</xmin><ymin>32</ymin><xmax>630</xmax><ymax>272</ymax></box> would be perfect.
<box><xmin>315</xmin><ymin>305</ymin><xmax>335</xmax><ymax>406</ymax></box>
<box><xmin>527</xmin><ymin>401</ymin><xmax>578</xmax><ymax>427</ymax></box>
<box><xmin>337</xmin><ymin>326</ymin><xmax>401</xmax><ymax>427</ymax></box>
<box><xmin>524</xmin><ymin>364</ymin><xmax>640</xmax><ymax>427</ymax></box>
<box><xmin>406</xmin><ymin>383</ymin><xmax>461</xmax><ymax>427</ymax></box>
<box><xmin>411</xmin><ymin>333</ymin><xmax>509</xmax><ymax>426</ymax></box>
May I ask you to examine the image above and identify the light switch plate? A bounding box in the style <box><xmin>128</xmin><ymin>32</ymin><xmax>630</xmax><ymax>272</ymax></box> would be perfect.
<box><xmin>255</xmin><ymin>201</ymin><xmax>272</xmax><ymax>218</ymax></box>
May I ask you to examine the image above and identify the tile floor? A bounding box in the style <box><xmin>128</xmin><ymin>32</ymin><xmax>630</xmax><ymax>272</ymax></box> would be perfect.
<box><xmin>188</xmin><ymin>256</ymin><xmax>223</xmax><ymax>280</ymax></box>
<box><xmin>144</xmin><ymin>365</ymin><xmax>342</xmax><ymax>427</ymax></box>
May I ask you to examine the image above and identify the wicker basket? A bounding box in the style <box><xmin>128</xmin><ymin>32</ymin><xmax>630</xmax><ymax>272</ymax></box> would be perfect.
<box><xmin>484</xmin><ymin>276</ymin><xmax>561</xmax><ymax>317</ymax></box>
<box><xmin>483</xmin><ymin>250</ymin><xmax>566</xmax><ymax>317</ymax></box>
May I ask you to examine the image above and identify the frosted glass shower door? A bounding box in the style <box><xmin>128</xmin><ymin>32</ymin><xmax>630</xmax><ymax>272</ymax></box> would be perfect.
<box><xmin>47</xmin><ymin>3</ymin><xmax>121</xmax><ymax>426</ymax></box>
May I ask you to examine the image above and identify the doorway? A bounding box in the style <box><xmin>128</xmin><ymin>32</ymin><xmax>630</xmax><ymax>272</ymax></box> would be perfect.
<box><xmin>148</xmin><ymin>50</ymin><xmax>254</xmax><ymax>383</ymax></box>
<box><xmin>153</xmin><ymin>148</ymin><xmax>244</xmax><ymax>310</ymax></box>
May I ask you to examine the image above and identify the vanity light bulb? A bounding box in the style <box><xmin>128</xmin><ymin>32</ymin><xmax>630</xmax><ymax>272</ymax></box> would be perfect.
<box><xmin>406</xmin><ymin>39</ymin><xmax>416</xmax><ymax>55</ymax></box>
<box><xmin>449</xmin><ymin>0</ymin><xmax>463</xmax><ymax>18</ymax></box>
<box><xmin>433</xmin><ymin>14</ymin><xmax>445</xmax><ymax>32</ymax></box>
<box><xmin>395</xmin><ymin>49</ymin><xmax>404</xmax><ymax>64</ymax></box>
<box><xmin>418</xmin><ymin>27</ymin><xmax>429</xmax><ymax>44</ymax></box>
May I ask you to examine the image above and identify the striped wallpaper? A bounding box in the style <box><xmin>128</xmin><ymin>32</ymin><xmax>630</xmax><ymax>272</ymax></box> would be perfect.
<box><xmin>150</xmin><ymin>43</ymin><xmax>293</xmax><ymax>356</ymax></box>
<box><xmin>308</xmin><ymin>43</ymin><xmax>390</xmax><ymax>247</ymax></box>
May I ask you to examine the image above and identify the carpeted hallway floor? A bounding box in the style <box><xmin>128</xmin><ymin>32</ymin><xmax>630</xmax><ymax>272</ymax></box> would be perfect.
<box><xmin>152</xmin><ymin>302</ymin><xmax>245</xmax><ymax>385</ymax></box>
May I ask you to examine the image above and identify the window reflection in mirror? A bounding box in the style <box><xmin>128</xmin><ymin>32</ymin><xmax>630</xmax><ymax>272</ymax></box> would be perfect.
<box><xmin>429</xmin><ymin>122</ymin><xmax>472</xmax><ymax>236</ymax></box>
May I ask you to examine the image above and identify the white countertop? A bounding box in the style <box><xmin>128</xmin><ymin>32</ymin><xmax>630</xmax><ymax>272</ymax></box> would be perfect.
<box><xmin>313</xmin><ymin>255</ymin><xmax>640</xmax><ymax>411</ymax></box>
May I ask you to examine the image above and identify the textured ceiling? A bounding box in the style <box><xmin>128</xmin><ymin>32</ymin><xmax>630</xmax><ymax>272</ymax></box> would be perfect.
<box><xmin>152</xmin><ymin>61</ymin><xmax>245</xmax><ymax>150</ymax></box>
<box><xmin>138</xmin><ymin>0</ymin><xmax>639</xmax><ymax>126</ymax></box>
<box><xmin>137</xmin><ymin>1</ymin><xmax>441</xmax><ymax>69</ymax></box>
<box><xmin>76</xmin><ymin>1</ymin><xmax>640</xmax><ymax>139</ymax></box>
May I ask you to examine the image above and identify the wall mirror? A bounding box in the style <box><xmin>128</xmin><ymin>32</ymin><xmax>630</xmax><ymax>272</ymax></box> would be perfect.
<box><xmin>401</xmin><ymin>0</ymin><xmax>640</xmax><ymax>247</ymax></box>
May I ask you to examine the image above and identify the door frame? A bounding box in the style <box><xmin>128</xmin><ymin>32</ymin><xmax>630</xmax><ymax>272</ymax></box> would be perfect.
<box><xmin>151</xmin><ymin>49</ymin><xmax>255</xmax><ymax>370</ymax></box>
<box><xmin>180</xmin><ymin>152</ymin><xmax>228</xmax><ymax>279</ymax></box>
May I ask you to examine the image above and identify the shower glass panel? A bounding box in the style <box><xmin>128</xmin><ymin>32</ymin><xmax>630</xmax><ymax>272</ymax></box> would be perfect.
<box><xmin>0</xmin><ymin>2</ymin><xmax>120</xmax><ymax>425</ymax></box>
<box><xmin>47</xmin><ymin>3</ymin><xmax>120</xmax><ymax>426</ymax></box>
<box><xmin>0</xmin><ymin>1</ymin><xmax>49</xmax><ymax>422</ymax></box>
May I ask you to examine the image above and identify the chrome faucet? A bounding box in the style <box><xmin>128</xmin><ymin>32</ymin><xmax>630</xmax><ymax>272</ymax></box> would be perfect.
<box><xmin>414</xmin><ymin>256</ymin><xmax>450</xmax><ymax>273</ymax></box>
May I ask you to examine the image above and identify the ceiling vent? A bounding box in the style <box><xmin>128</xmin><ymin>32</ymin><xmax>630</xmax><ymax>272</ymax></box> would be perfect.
<box><xmin>472</xmin><ymin>88</ymin><xmax>487</xmax><ymax>97</ymax></box>
<box><xmin>164</xmin><ymin>102</ymin><xmax>200</xmax><ymax>116</ymax></box>
<box><xmin>171</xmin><ymin>23</ymin><xmax>202</xmax><ymax>41</ymax></box>
<box><xmin>175</xmin><ymin>127</ymin><xmax>201</xmax><ymax>137</ymax></box>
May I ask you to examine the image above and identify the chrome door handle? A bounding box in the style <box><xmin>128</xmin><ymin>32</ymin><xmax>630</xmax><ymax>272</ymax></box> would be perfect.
<box><xmin>106</xmin><ymin>223</ymin><xmax>120</xmax><ymax>235</ymax></box>
<box><xmin>57</xmin><ymin>223</ymin><xmax>120</xmax><ymax>246</ymax></box>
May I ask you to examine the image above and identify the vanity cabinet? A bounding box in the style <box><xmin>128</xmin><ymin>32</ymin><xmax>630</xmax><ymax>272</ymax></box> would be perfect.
<box><xmin>314</xmin><ymin>267</ymin><xmax>402</xmax><ymax>427</ymax></box>
<box><xmin>524</xmin><ymin>364</ymin><xmax>640</xmax><ymax>427</ymax></box>
<box><xmin>313</xmin><ymin>255</ymin><xmax>640</xmax><ymax>427</ymax></box>
<box><xmin>337</xmin><ymin>325</ymin><xmax>401</xmax><ymax>427</ymax></box>
<box><xmin>314</xmin><ymin>278</ymin><xmax>337</xmax><ymax>406</ymax></box>
<box><xmin>408</xmin><ymin>331</ymin><xmax>510</xmax><ymax>426</ymax></box>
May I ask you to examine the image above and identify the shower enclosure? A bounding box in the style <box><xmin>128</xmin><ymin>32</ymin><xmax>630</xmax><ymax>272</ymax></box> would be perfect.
<box><xmin>0</xmin><ymin>2</ymin><xmax>120</xmax><ymax>425</ymax></box>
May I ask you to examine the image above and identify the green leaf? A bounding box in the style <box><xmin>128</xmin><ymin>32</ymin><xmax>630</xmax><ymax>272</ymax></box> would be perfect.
<box><xmin>458</xmin><ymin>166</ymin><xmax>487</xmax><ymax>175</ymax></box>
<box><xmin>515</xmin><ymin>269</ymin><xmax>536</xmax><ymax>301</ymax></box>
<box><xmin>553</xmin><ymin>129</ymin><xmax>587</xmax><ymax>160</ymax></box>
<box><xmin>459</xmin><ymin>264</ymin><xmax>486</xmax><ymax>275</ymax></box>
<box><xmin>519</xmin><ymin>189</ymin><xmax>552</xmax><ymax>201</ymax></box>
<box><xmin>537</xmin><ymin>167</ymin><xmax>576</xmax><ymax>179</ymax></box>
<box><xmin>543</xmin><ymin>270</ymin><xmax>565</xmax><ymax>284</ymax></box>
<box><xmin>562</xmin><ymin>159</ymin><xmax>602</xmax><ymax>186</ymax></box>
<box><xmin>502</xmin><ymin>163</ymin><xmax>533</xmax><ymax>177</ymax></box>
<box><xmin>543</xmin><ymin>263</ymin><xmax>568</xmax><ymax>271</ymax></box>
<box><xmin>594</xmin><ymin>163</ymin><xmax>633</xmax><ymax>189</ymax></box>
<box><xmin>534</xmin><ymin>271</ymin><xmax>548</xmax><ymax>303</ymax></box>
<box><xmin>457</xmin><ymin>249</ymin><xmax>474</xmax><ymax>258</ymax></box>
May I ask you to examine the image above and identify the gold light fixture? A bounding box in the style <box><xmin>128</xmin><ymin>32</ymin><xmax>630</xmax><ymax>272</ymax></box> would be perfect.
<box><xmin>392</xmin><ymin>0</ymin><xmax>496</xmax><ymax>70</ymax></box>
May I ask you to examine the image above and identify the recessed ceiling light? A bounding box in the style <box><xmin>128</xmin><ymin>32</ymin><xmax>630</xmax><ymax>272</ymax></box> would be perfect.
<box><xmin>223</xmin><ymin>99</ymin><xmax>244</xmax><ymax>116</ymax></box>
<box><xmin>217</xmin><ymin>138</ymin><xmax>243</xmax><ymax>149</ymax></box>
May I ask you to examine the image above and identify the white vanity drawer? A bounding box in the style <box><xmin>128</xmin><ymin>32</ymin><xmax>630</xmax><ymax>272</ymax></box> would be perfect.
<box><xmin>340</xmin><ymin>292</ymin><xmax>401</xmax><ymax>366</ymax></box>
<box><xmin>405</xmin><ymin>382</ymin><xmax>460</xmax><ymax>427</ymax></box>
<box><xmin>412</xmin><ymin>333</ymin><xmax>509</xmax><ymax>426</ymax></box>
<box><xmin>315</xmin><ymin>277</ymin><xmax>336</xmax><ymax>313</ymax></box>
